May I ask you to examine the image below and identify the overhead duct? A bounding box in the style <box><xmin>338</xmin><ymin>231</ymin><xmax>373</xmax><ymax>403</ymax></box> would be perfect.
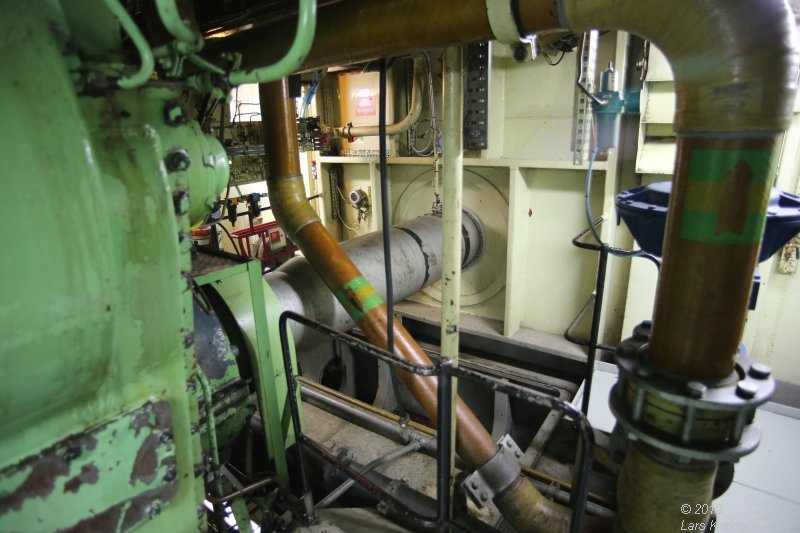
<box><xmin>266</xmin><ymin>213</ymin><xmax>482</xmax><ymax>348</ymax></box>
<box><xmin>242</xmin><ymin>1</ymin><xmax>797</xmax><ymax>531</ymax></box>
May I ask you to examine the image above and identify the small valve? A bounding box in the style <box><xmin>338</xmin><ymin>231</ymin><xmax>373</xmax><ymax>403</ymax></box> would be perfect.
<box><xmin>592</xmin><ymin>62</ymin><xmax>625</xmax><ymax>151</ymax></box>
<box><xmin>348</xmin><ymin>188</ymin><xmax>369</xmax><ymax>208</ymax></box>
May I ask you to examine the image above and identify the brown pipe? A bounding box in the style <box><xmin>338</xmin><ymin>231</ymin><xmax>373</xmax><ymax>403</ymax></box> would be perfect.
<box><xmin>250</xmin><ymin>1</ymin><xmax>796</xmax><ymax>531</ymax></box>
<box><xmin>208</xmin><ymin>0</ymin><xmax>560</xmax><ymax>72</ymax></box>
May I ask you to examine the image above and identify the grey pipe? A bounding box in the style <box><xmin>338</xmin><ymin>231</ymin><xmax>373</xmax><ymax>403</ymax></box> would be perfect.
<box><xmin>315</xmin><ymin>439</ymin><xmax>420</xmax><ymax>509</ymax></box>
<box><xmin>300</xmin><ymin>383</ymin><xmax>615</xmax><ymax>520</ymax></box>
<box><xmin>300</xmin><ymin>383</ymin><xmax>438</xmax><ymax>454</ymax></box>
<box><xmin>266</xmin><ymin>213</ymin><xmax>482</xmax><ymax>347</ymax></box>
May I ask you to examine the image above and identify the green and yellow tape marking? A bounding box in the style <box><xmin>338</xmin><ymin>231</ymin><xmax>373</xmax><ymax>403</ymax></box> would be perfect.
<box><xmin>680</xmin><ymin>148</ymin><xmax>775</xmax><ymax>245</ymax></box>
<box><xmin>335</xmin><ymin>276</ymin><xmax>384</xmax><ymax>322</ymax></box>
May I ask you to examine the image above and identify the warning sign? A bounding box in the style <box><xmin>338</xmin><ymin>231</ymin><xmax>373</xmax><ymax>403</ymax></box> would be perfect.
<box><xmin>355</xmin><ymin>89</ymin><xmax>376</xmax><ymax>116</ymax></box>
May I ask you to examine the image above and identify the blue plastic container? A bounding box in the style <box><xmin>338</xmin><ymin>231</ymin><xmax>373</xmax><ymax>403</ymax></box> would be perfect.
<box><xmin>616</xmin><ymin>182</ymin><xmax>800</xmax><ymax>263</ymax></box>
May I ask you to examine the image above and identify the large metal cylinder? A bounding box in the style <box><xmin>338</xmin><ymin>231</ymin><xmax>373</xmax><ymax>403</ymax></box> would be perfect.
<box><xmin>266</xmin><ymin>213</ymin><xmax>482</xmax><ymax>347</ymax></box>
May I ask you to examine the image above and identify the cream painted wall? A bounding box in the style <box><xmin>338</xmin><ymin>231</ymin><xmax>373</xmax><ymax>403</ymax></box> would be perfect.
<box><xmin>520</xmin><ymin>168</ymin><xmax>606</xmax><ymax>339</ymax></box>
<box><xmin>621</xmin><ymin>47</ymin><xmax>800</xmax><ymax>385</ymax></box>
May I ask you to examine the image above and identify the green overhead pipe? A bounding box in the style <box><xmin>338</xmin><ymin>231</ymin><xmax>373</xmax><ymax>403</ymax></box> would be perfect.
<box><xmin>228</xmin><ymin>0</ymin><xmax>317</xmax><ymax>86</ymax></box>
<box><xmin>155</xmin><ymin>0</ymin><xmax>203</xmax><ymax>51</ymax></box>
<box><xmin>103</xmin><ymin>0</ymin><xmax>154</xmax><ymax>88</ymax></box>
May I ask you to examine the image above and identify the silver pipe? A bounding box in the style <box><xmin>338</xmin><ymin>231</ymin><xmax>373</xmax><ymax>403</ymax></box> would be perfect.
<box><xmin>315</xmin><ymin>439</ymin><xmax>420</xmax><ymax>509</ymax></box>
<box><xmin>300</xmin><ymin>383</ymin><xmax>437</xmax><ymax>454</ymax></box>
<box><xmin>266</xmin><ymin>214</ymin><xmax>482</xmax><ymax>347</ymax></box>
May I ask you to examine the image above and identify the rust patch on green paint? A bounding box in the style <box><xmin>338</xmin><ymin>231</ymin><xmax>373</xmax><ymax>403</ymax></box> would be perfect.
<box><xmin>63</xmin><ymin>464</ymin><xmax>100</xmax><ymax>494</ymax></box>
<box><xmin>130</xmin><ymin>434</ymin><xmax>160</xmax><ymax>486</ymax></box>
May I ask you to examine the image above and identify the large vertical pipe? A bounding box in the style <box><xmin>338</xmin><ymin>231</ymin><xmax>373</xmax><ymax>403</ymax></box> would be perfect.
<box><xmin>554</xmin><ymin>1</ymin><xmax>798</xmax><ymax>532</ymax></box>
<box><xmin>440</xmin><ymin>45</ymin><xmax>464</xmax><ymax>513</ymax></box>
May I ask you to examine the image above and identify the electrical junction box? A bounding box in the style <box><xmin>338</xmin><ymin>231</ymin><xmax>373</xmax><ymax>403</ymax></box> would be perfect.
<box><xmin>337</xmin><ymin>71</ymin><xmax>396</xmax><ymax>157</ymax></box>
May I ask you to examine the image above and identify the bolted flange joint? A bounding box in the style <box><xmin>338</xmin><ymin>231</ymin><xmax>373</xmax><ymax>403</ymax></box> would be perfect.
<box><xmin>463</xmin><ymin>434</ymin><xmax>522</xmax><ymax>508</ymax></box>
<box><xmin>610</xmin><ymin>321</ymin><xmax>775</xmax><ymax>463</ymax></box>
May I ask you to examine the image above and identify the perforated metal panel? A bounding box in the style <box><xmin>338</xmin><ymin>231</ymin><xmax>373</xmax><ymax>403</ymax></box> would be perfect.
<box><xmin>464</xmin><ymin>42</ymin><xmax>490</xmax><ymax>150</ymax></box>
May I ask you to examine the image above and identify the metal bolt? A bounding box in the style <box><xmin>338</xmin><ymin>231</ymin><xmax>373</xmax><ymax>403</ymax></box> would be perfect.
<box><xmin>635</xmin><ymin>342</ymin><xmax>650</xmax><ymax>361</ymax></box>
<box><xmin>146</xmin><ymin>502</ymin><xmax>162</xmax><ymax>519</ymax></box>
<box><xmin>480</xmin><ymin>492</ymin><xmax>488</xmax><ymax>502</ymax></box>
<box><xmin>686</xmin><ymin>381</ymin><xmax>707</xmax><ymax>399</ymax></box>
<box><xmin>470</xmin><ymin>480</ymin><xmax>478</xmax><ymax>489</ymax></box>
<box><xmin>748</xmin><ymin>362</ymin><xmax>772</xmax><ymax>380</ymax></box>
<box><xmin>635</xmin><ymin>363</ymin><xmax>654</xmax><ymax>378</ymax></box>
<box><xmin>165</xmin><ymin>149</ymin><xmax>191</xmax><ymax>172</ymax></box>
<box><xmin>173</xmin><ymin>190</ymin><xmax>190</xmax><ymax>215</ymax></box>
<box><xmin>514</xmin><ymin>451</ymin><xmax>522</xmax><ymax>459</ymax></box>
<box><xmin>163</xmin><ymin>468</ymin><xmax>178</xmax><ymax>482</ymax></box>
<box><xmin>735</xmin><ymin>381</ymin><xmax>758</xmax><ymax>399</ymax></box>
<box><xmin>633</xmin><ymin>321</ymin><xmax>652</xmax><ymax>341</ymax></box>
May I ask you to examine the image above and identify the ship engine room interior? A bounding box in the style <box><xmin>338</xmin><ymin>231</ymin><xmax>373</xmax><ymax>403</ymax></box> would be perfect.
<box><xmin>5</xmin><ymin>1</ymin><xmax>800</xmax><ymax>532</ymax></box>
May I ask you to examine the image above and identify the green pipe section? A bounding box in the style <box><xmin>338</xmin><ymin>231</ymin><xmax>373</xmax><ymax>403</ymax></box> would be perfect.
<box><xmin>155</xmin><ymin>0</ymin><xmax>203</xmax><ymax>50</ymax></box>
<box><xmin>440</xmin><ymin>45</ymin><xmax>463</xmax><ymax>509</ymax></box>
<box><xmin>103</xmin><ymin>0</ymin><xmax>154</xmax><ymax>88</ymax></box>
<box><xmin>197</xmin><ymin>372</ymin><xmax>224</xmax><ymax>499</ymax></box>
<box><xmin>228</xmin><ymin>0</ymin><xmax>317</xmax><ymax>85</ymax></box>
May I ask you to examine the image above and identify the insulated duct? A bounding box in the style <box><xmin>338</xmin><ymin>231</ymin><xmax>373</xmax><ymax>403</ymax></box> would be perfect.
<box><xmin>266</xmin><ymin>213</ymin><xmax>482</xmax><ymax>348</ymax></box>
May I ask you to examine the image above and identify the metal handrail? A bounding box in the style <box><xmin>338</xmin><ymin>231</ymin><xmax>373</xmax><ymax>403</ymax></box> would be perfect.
<box><xmin>278</xmin><ymin>310</ymin><xmax>596</xmax><ymax>532</ymax></box>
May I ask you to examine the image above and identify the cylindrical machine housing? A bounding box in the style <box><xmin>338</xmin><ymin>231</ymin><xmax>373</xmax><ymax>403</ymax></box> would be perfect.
<box><xmin>266</xmin><ymin>213</ymin><xmax>482</xmax><ymax>347</ymax></box>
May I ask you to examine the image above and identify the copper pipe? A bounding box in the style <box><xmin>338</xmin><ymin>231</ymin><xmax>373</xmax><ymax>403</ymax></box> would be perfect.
<box><xmin>208</xmin><ymin>0</ymin><xmax>560</xmax><ymax>72</ymax></box>
<box><xmin>260</xmin><ymin>78</ymin><xmax>497</xmax><ymax>468</ymax></box>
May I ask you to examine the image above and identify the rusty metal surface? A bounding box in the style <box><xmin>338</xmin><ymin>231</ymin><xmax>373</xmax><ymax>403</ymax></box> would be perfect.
<box><xmin>0</xmin><ymin>401</ymin><xmax>179</xmax><ymax>532</ymax></box>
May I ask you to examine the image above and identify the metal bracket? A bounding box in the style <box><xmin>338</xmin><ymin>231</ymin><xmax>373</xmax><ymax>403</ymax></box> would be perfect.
<box><xmin>463</xmin><ymin>434</ymin><xmax>522</xmax><ymax>507</ymax></box>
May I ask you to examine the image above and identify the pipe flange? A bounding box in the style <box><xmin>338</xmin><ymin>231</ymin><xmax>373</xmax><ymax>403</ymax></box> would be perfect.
<box><xmin>463</xmin><ymin>434</ymin><xmax>522</xmax><ymax>508</ymax></box>
<box><xmin>610</xmin><ymin>322</ymin><xmax>774</xmax><ymax>462</ymax></box>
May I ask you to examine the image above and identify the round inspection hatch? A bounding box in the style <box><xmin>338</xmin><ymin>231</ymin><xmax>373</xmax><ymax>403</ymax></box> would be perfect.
<box><xmin>393</xmin><ymin>169</ymin><xmax>508</xmax><ymax>306</ymax></box>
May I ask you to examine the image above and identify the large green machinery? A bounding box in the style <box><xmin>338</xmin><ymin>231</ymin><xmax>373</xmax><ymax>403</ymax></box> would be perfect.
<box><xmin>0</xmin><ymin>2</ymin><xmax>281</xmax><ymax>529</ymax></box>
<box><xmin>1</xmin><ymin>1</ymin><xmax>796</xmax><ymax>532</ymax></box>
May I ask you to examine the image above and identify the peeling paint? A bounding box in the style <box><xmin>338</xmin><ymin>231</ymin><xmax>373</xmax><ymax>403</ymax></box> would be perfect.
<box><xmin>0</xmin><ymin>400</ymin><xmax>179</xmax><ymax>531</ymax></box>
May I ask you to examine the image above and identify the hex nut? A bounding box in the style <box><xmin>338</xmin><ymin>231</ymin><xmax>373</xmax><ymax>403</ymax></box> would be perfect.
<box><xmin>748</xmin><ymin>362</ymin><xmax>772</xmax><ymax>380</ymax></box>
<box><xmin>735</xmin><ymin>381</ymin><xmax>758</xmax><ymax>399</ymax></box>
<box><xmin>686</xmin><ymin>381</ymin><xmax>707</xmax><ymax>399</ymax></box>
<box><xmin>166</xmin><ymin>149</ymin><xmax>191</xmax><ymax>172</ymax></box>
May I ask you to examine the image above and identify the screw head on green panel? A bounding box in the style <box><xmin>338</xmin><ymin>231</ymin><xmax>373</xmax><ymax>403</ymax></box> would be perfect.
<box><xmin>166</xmin><ymin>149</ymin><xmax>191</xmax><ymax>172</ymax></box>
